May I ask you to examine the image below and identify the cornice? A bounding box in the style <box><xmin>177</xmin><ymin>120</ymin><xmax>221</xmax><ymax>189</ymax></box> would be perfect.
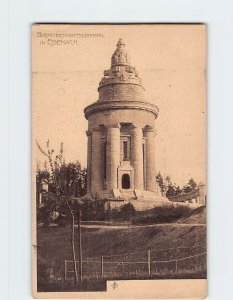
<box><xmin>84</xmin><ymin>100</ymin><xmax>159</xmax><ymax>120</ymax></box>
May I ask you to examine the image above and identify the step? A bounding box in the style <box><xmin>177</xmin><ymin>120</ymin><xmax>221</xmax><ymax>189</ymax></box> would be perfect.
<box><xmin>120</xmin><ymin>189</ymin><xmax>137</xmax><ymax>200</ymax></box>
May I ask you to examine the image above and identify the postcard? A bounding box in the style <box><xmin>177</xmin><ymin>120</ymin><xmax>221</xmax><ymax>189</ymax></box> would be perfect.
<box><xmin>32</xmin><ymin>24</ymin><xmax>206</xmax><ymax>299</ymax></box>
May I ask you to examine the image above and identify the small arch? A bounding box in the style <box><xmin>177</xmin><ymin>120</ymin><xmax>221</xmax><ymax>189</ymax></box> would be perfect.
<box><xmin>122</xmin><ymin>174</ymin><xmax>130</xmax><ymax>189</ymax></box>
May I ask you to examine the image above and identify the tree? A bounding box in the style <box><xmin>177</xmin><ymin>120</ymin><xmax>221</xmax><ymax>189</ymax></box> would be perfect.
<box><xmin>156</xmin><ymin>172</ymin><xmax>163</xmax><ymax>188</ymax></box>
<box><xmin>182</xmin><ymin>184</ymin><xmax>192</xmax><ymax>194</ymax></box>
<box><xmin>166</xmin><ymin>185</ymin><xmax>176</xmax><ymax>198</ymax></box>
<box><xmin>36</xmin><ymin>140</ymin><xmax>86</xmax><ymax>286</ymax></box>
<box><xmin>36</xmin><ymin>161</ymin><xmax>50</xmax><ymax>208</ymax></box>
<box><xmin>188</xmin><ymin>178</ymin><xmax>197</xmax><ymax>191</ymax></box>
<box><xmin>165</xmin><ymin>176</ymin><xmax>171</xmax><ymax>186</ymax></box>
<box><xmin>175</xmin><ymin>185</ymin><xmax>182</xmax><ymax>196</ymax></box>
<box><xmin>156</xmin><ymin>171</ymin><xmax>166</xmax><ymax>195</ymax></box>
<box><xmin>181</xmin><ymin>178</ymin><xmax>197</xmax><ymax>194</ymax></box>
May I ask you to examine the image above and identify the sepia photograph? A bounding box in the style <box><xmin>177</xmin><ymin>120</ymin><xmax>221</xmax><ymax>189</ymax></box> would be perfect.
<box><xmin>32</xmin><ymin>24</ymin><xmax>206</xmax><ymax>298</ymax></box>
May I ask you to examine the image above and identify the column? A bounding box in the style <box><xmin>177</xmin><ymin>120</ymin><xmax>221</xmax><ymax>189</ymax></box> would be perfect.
<box><xmin>106</xmin><ymin>124</ymin><xmax>121</xmax><ymax>190</ymax></box>
<box><xmin>91</xmin><ymin>126</ymin><xmax>103</xmax><ymax>193</ymax></box>
<box><xmin>144</xmin><ymin>126</ymin><xmax>156</xmax><ymax>192</ymax></box>
<box><xmin>131</xmin><ymin>125</ymin><xmax>144</xmax><ymax>190</ymax></box>
<box><xmin>86</xmin><ymin>130</ymin><xmax>92</xmax><ymax>195</ymax></box>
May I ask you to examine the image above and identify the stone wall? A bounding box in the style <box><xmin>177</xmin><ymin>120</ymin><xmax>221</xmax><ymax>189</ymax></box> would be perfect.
<box><xmin>168</xmin><ymin>183</ymin><xmax>206</xmax><ymax>205</ymax></box>
<box><xmin>99</xmin><ymin>83</ymin><xmax>144</xmax><ymax>102</ymax></box>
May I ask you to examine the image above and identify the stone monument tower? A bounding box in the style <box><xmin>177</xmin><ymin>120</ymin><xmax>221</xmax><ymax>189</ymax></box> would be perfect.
<box><xmin>84</xmin><ymin>39</ymin><xmax>167</xmax><ymax>209</ymax></box>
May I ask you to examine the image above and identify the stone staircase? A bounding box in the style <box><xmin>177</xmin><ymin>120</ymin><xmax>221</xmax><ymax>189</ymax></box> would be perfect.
<box><xmin>120</xmin><ymin>189</ymin><xmax>137</xmax><ymax>200</ymax></box>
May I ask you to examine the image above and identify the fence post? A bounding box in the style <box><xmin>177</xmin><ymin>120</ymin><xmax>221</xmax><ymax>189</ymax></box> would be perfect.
<box><xmin>101</xmin><ymin>256</ymin><xmax>104</xmax><ymax>277</ymax></box>
<box><xmin>129</xmin><ymin>253</ymin><xmax>131</xmax><ymax>275</ymax></box>
<box><xmin>122</xmin><ymin>262</ymin><xmax>124</xmax><ymax>275</ymax></box>
<box><xmin>175</xmin><ymin>260</ymin><xmax>178</xmax><ymax>273</ymax></box>
<box><xmin>148</xmin><ymin>250</ymin><xmax>151</xmax><ymax>275</ymax></box>
<box><xmin>64</xmin><ymin>260</ymin><xmax>67</xmax><ymax>280</ymax></box>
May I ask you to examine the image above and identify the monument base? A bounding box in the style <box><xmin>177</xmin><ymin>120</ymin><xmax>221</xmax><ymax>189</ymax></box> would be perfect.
<box><xmin>90</xmin><ymin>189</ymin><xmax>170</xmax><ymax>211</ymax></box>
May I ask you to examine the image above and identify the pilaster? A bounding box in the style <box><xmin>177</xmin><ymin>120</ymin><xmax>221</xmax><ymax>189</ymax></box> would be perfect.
<box><xmin>106</xmin><ymin>123</ymin><xmax>121</xmax><ymax>190</ymax></box>
<box><xmin>131</xmin><ymin>125</ymin><xmax>144</xmax><ymax>189</ymax></box>
<box><xmin>144</xmin><ymin>126</ymin><xmax>156</xmax><ymax>192</ymax></box>
<box><xmin>91</xmin><ymin>126</ymin><xmax>103</xmax><ymax>193</ymax></box>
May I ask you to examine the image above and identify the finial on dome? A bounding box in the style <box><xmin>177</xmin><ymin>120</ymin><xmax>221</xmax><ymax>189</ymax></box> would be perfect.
<box><xmin>98</xmin><ymin>39</ymin><xmax>144</xmax><ymax>94</ymax></box>
<box><xmin>111</xmin><ymin>38</ymin><xmax>130</xmax><ymax>66</ymax></box>
<box><xmin>117</xmin><ymin>38</ymin><xmax>125</xmax><ymax>48</ymax></box>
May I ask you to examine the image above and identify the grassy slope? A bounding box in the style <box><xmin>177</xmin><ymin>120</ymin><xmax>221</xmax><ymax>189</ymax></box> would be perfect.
<box><xmin>177</xmin><ymin>205</ymin><xmax>206</xmax><ymax>224</ymax></box>
<box><xmin>38</xmin><ymin>223</ymin><xmax>206</xmax><ymax>263</ymax></box>
<box><xmin>132</xmin><ymin>204</ymin><xmax>206</xmax><ymax>224</ymax></box>
<box><xmin>37</xmin><ymin>206</ymin><xmax>207</xmax><ymax>290</ymax></box>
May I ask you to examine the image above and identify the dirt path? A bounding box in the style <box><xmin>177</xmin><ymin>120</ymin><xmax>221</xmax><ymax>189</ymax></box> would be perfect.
<box><xmin>75</xmin><ymin>223</ymin><xmax>206</xmax><ymax>229</ymax></box>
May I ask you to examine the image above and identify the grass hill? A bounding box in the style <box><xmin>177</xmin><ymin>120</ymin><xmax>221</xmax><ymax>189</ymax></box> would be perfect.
<box><xmin>37</xmin><ymin>205</ymin><xmax>206</xmax><ymax>291</ymax></box>
<box><xmin>37</xmin><ymin>206</ymin><xmax>206</xmax><ymax>263</ymax></box>
<box><xmin>177</xmin><ymin>205</ymin><xmax>206</xmax><ymax>224</ymax></box>
<box><xmin>38</xmin><ymin>222</ymin><xmax>206</xmax><ymax>262</ymax></box>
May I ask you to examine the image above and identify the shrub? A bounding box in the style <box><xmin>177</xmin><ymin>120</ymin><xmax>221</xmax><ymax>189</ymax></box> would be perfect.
<box><xmin>119</xmin><ymin>203</ymin><xmax>136</xmax><ymax>220</ymax></box>
<box><xmin>105</xmin><ymin>203</ymin><xmax>136</xmax><ymax>221</ymax></box>
<box><xmin>105</xmin><ymin>207</ymin><xmax>120</xmax><ymax>220</ymax></box>
<box><xmin>132</xmin><ymin>204</ymin><xmax>191</xmax><ymax>224</ymax></box>
<box><xmin>80</xmin><ymin>197</ymin><xmax>105</xmax><ymax>221</ymax></box>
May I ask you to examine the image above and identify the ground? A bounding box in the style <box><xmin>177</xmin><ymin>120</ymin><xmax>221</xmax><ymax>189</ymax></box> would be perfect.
<box><xmin>37</xmin><ymin>205</ymin><xmax>206</xmax><ymax>291</ymax></box>
<box><xmin>38</xmin><ymin>223</ymin><xmax>206</xmax><ymax>263</ymax></box>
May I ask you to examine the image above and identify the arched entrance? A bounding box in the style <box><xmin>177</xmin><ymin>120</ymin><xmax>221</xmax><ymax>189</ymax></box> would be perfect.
<box><xmin>122</xmin><ymin>174</ymin><xmax>130</xmax><ymax>189</ymax></box>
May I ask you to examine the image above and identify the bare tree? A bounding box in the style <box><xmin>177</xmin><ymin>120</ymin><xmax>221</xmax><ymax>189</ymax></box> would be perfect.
<box><xmin>36</xmin><ymin>140</ymin><xmax>86</xmax><ymax>285</ymax></box>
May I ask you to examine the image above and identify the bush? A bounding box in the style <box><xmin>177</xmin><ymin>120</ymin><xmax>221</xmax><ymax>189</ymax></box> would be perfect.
<box><xmin>81</xmin><ymin>198</ymin><xmax>105</xmax><ymax>221</ymax></box>
<box><xmin>105</xmin><ymin>207</ymin><xmax>120</xmax><ymax>220</ymax></box>
<box><xmin>119</xmin><ymin>203</ymin><xmax>136</xmax><ymax>220</ymax></box>
<box><xmin>132</xmin><ymin>204</ymin><xmax>191</xmax><ymax>224</ymax></box>
<box><xmin>105</xmin><ymin>203</ymin><xmax>136</xmax><ymax>221</ymax></box>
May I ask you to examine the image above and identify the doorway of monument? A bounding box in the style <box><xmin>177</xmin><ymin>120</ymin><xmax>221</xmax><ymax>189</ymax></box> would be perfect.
<box><xmin>122</xmin><ymin>174</ymin><xmax>130</xmax><ymax>189</ymax></box>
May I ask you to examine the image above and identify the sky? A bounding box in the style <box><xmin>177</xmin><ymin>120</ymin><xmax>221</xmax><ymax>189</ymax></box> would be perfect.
<box><xmin>32</xmin><ymin>24</ymin><xmax>206</xmax><ymax>186</ymax></box>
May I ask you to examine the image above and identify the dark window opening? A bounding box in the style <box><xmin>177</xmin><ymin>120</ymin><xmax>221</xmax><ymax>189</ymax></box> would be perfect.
<box><xmin>123</xmin><ymin>141</ymin><xmax>128</xmax><ymax>160</ymax></box>
<box><xmin>122</xmin><ymin>174</ymin><xmax>130</xmax><ymax>189</ymax></box>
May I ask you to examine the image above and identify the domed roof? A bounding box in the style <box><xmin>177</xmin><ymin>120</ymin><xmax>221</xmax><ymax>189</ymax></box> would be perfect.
<box><xmin>84</xmin><ymin>39</ymin><xmax>159</xmax><ymax>120</ymax></box>
<box><xmin>98</xmin><ymin>38</ymin><xmax>144</xmax><ymax>93</ymax></box>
